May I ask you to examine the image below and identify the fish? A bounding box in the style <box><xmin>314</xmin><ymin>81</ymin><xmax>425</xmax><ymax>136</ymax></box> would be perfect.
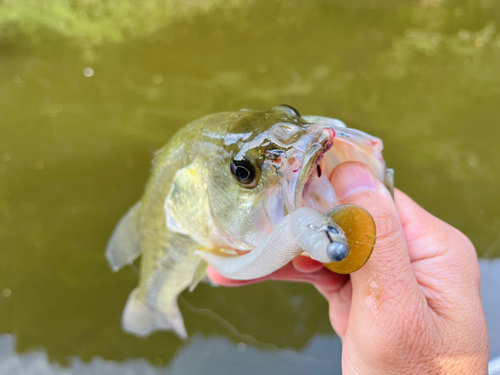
<box><xmin>105</xmin><ymin>105</ymin><xmax>393</xmax><ymax>339</ymax></box>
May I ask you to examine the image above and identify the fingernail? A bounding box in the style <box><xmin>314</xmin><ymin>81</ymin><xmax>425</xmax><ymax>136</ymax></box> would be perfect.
<box><xmin>330</xmin><ymin>163</ymin><xmax>377</xmax><ymax>201</ymax></box>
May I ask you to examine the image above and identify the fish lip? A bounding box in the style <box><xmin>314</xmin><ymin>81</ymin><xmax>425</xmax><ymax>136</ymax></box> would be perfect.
<box><xmin>292</xmin><ymin>127</ymin><xmax>335</xmax><ymax>210</ymax></box>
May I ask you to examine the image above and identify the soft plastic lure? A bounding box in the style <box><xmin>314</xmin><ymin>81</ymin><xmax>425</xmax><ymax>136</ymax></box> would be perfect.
<box><xmin>197</xmin><ymin>204</ymin><xmax>376</xmax><ymax>279</ymax></box>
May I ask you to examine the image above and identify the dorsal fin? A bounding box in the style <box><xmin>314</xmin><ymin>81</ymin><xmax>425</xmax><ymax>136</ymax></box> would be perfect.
<box><xmin>151</xmin><ymin>145</ymin><xmax>168</xmax><ymax>166</ymax></box>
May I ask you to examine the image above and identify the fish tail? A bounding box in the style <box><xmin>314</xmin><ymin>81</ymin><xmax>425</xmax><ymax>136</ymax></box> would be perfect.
<box><xmin>122</xmin><ymin>288</ymin><xmax>187</xmax><ymax>339</ymax></box>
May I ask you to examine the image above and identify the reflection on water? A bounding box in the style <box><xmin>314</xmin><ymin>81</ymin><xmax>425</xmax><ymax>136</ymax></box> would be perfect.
<box><xmin>1</xmin><ymin>0</ymin><xmax>500</xmax><ymax>371</ymax></box>
<box><xmin>1</xmin><ymin>259</ymin><xmax>498</xmax><ymax>374</ymax></box>
<box><xmin>0</xmin><ymin>0</ymin><xmax>250</xmax><ymax>45</ymax></box>
<box><xmin>0</xmin><ymin>333</ymin><xmax>342</xmax><ymax>375</ymax></box>
<box><xmin>480</xmin><ymin>259</ymin><xmax>500</xmax><ymax>358</ymax></box>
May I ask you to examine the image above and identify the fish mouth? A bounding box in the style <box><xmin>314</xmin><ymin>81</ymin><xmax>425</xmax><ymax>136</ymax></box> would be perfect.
<box><xmin>294</xmin><ymin>127</ymin><xmax>335</xmax><ymax>209</ymax></box>
<box><xmin>280</xmin><ymin>126</ymin><xmax>335</xmax><ymax>214</ymax></box>
<box><xmin>280</xmin><ymin>119</ymin><xmax>390</xmax><ymax>216</ymax></box>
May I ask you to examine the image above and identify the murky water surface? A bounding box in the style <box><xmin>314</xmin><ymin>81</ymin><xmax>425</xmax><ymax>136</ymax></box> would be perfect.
<box><xmin>1</xmin><ymin>0</ymin><xmax>500</xmax><ymax>372</ymax></box>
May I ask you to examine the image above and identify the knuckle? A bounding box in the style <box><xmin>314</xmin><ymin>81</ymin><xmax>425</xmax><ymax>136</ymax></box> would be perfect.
<box><xmin>446</xmin><ymin>227</ymin><xmax>481</xmax><ymax>287</ymax></box>
<box><xmin>466</xmin><ymin>261</ymin><xmax>482</xmax><ymax>290</ymax></box>
<box><xmin>445</xmin><ymin>224</ymin><xmax>477</xmax><ymax>259</ymax></box>
<box><xmin>455</xmin><ymin>230</ymin><xmax>477</xmax><ymax>258</ymax></box>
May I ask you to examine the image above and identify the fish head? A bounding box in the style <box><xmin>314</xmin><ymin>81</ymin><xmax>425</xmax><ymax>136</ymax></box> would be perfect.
<box><xmin>206</xmin><ymin>105</ymin><xmax>339</xmax><ymax>249</ymax></box>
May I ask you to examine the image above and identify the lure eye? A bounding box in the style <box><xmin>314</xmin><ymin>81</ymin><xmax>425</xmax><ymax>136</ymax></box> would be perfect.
<box><xmin>327</xmin><ymin>225</ymin><xmax>339</xmax><ymax>235</ymax></box>
<box><xmin>230</xmin><ymin>160</ymin><xmax>257</xmax><ymax>188</ymax></box>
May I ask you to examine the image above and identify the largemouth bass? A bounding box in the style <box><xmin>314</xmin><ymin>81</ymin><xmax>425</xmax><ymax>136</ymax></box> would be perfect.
<box><xmin>105</xmin><ymin>105</ymin><xmax>393</xmax><ymax>339</ymax></box>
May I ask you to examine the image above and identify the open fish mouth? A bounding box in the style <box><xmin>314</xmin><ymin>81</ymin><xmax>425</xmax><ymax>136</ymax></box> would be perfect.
<box><xmin>278</xmin><ymin>122</ymin><xmax>338</xmax><ymax>215</ymax></box>
<box><xmin>293</xmin><ymin>126</ymin><xmax>335</xmax><ymax>211</ymax></box>
<box><xmin>283</xmin><ymin>118</ymin><xmax>392</xmax><ymax>215</ymax></box>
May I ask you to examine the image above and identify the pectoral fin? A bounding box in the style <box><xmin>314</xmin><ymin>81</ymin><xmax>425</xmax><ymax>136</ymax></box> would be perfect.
<box><xmin>105</xmin><ymin>202</ymin><xmax>141</xmax><ymax>272</ymax></box>
<box><xmin>164</xmin><ymin>158</ymin><xmax>210</xmax><ymax>245</ymax></box>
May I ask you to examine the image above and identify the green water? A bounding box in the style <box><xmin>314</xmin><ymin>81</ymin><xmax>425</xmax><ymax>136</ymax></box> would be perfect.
<box><xmin>1</xmin><ymin>0</ymin><xmax>500</xmax><ymax>370</ymax></box>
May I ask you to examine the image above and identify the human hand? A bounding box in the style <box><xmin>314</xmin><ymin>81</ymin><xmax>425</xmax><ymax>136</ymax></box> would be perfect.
<box><xmin>208</xmin><ymin>162</ymin><xmax>489</xmax><ymax>374</ymax></box>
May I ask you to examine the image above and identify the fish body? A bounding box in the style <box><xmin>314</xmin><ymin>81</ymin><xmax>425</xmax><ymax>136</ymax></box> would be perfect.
<box><xmin>106</xmin><ymin>106</ymin><xmax>393</xmax><ymax>338</ymax></box>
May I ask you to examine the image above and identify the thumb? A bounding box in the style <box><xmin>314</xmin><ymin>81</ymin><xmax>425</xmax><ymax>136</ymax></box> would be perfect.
<box><xmin>329</xmin><ymin>162</ymin><xmax>419</xmax><ymax>314</ymax></box>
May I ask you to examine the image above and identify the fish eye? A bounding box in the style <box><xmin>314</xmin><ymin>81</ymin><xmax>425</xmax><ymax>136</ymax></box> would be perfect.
<box><xmin>230</xmin><ymin>160</ymin><xmax>258</xmax><ymax>188</ymax></box>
